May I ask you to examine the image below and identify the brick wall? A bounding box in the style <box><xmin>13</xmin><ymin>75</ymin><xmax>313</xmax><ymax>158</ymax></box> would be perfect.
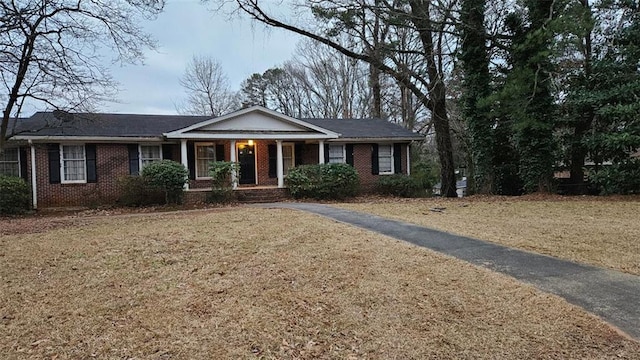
<box><xmin>29</xmin><ymin>140</ymin><xmax>411</xmax><ymax>207</ymax></box>
<box><xmin>256</xmin><ymin>141</ymin><xmax>277</xmax><ymax>186</ymax></box>
<box><xmin>34</xmin><ymin>143</ymin><xmax>130</xmax><ymax>207</ymax></box>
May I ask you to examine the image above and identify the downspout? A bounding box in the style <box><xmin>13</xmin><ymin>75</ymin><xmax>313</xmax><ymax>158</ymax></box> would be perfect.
<box><xmin>406</xmin><ymin>143</ymin><xmax>411</xmax><ymax>176</ymax></box>
<box><xmin>28</xmin><ymin>140</ymin><xmax>37</xmax><ymax>210</ymax></box>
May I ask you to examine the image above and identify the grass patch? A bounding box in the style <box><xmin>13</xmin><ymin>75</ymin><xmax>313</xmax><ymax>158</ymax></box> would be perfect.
<box><xmin>339</xmin><ymin>196</ymin><xmax>640</xmax><ymax>275</ymax></box>
<box><xmin>0</xmin><ymin>208</ymin><xmax>638</xmax><ymax>358</ymax></box>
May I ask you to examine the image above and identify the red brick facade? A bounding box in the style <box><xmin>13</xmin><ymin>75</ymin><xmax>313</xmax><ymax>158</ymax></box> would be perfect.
<box><xmin>31</xmin><ymin>143</ymin><xmax>130</xmax><ymax>207</ymax></box>
<box><xmin>24</xmin><ymin>140</ymin><xmax>410</xmax><ymax>207</ymax></box>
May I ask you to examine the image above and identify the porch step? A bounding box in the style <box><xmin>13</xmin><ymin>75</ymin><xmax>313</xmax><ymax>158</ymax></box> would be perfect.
<box><xmin>234</xmin><ymin>188</ymin><xmax>290</xmax><ymax>203</ymax></box>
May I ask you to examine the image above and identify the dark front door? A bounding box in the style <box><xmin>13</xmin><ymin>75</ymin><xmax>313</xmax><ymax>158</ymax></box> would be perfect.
<box><xmin>238</xmin><ymin>144</ymin><xmax>256</xmax><ymax>185</ymax></box>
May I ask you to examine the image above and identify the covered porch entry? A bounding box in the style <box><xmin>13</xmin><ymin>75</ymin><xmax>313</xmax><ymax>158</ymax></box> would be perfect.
<box><xmin>164</xmin><ymin>106</ymin><xmax>340</xmax><ymax>190</ymax></box>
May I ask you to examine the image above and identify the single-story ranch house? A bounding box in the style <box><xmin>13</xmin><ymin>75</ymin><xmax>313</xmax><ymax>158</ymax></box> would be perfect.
<box><xmin>3</xmin><ymin>106</ymin><xmax>423</xmax><ymax>208</ymax></box>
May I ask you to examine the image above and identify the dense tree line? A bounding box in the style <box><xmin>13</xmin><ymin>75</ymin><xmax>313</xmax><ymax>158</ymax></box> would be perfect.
<box><xmin>196</xmin><ymin>0</ymin><xmax>639</xmax><ymax>196</ymax></box>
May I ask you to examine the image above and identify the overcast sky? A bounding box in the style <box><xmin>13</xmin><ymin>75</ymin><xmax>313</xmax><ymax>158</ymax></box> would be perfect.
<box><xmin>102</xmin><ymin>0</ymin><xmax>301</xmax><ymax>115</ymax></box>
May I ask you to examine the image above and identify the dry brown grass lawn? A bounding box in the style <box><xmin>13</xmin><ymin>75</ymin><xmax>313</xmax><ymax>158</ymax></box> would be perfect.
<box><xmin>1</xmin><ymin>208</ymin><xmax>639</xmax><ymax>359</ymax></box>
<box><xmin>339</xmin><ymin>196</ymin><xmax>640</xmax><ymax>275</ymax></box>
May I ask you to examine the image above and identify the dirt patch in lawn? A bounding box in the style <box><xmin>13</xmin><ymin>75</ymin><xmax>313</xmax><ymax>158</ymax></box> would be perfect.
<box><xmin>339</xmin><ymin>196</ymin><xmax>640</xmax><ymax>275</ymax></box>
<box><xmin>1</xmin><ymin>208</ymin><xmax>638</xmax><ymax>359</ymax></box>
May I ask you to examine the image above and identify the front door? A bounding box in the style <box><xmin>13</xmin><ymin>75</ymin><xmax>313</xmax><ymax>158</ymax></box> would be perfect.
<box><xmin>238</xmin><ymin>143</ymin><xmax>256</xmax><ymax>185</ymax></box>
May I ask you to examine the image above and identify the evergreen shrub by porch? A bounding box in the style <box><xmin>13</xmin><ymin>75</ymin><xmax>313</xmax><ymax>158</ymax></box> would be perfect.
<box><xmin>207</xmin><ymin>161</ymin><xmax>238</xmax><ymax>204</ymax></box>
<box><xmin>117</xmin><ymin>176</ymin><xmax>165</xmax><ymax>207</ymax></box>
<box><xmin>286</xmin><ymin>163</ymin><xmax>359</xmax><ymax>200</ymax></box>
<box><xmin>0</xmin><ymin>175</ymin><xmax>30</xmax><ymax>214</ymax></box>
<box><xmin>140</xmin><ymin>160</ymin><xmax>189</xmax><ymax>204</ymax></box>
<box><xmin>375</xmin><ymin>174</ymin><xmax>423</xmax><ymax>198</ymax></box>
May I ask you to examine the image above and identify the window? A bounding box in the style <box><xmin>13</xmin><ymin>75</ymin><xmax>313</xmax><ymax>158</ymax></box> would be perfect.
<box><xmin>328</xmin><ymin>145</ymin><xmax>345</xmax><ymax>164</ymax></box>
<box><xmin>378</xmin><ymin>144</ymin><xmax>393</xmax><ymax>174</ymax></box>
<box><xmin>140</xmin><ymin>145</ymin><xmax>162</xmax><ymax>169</ymax></box>
<box><xmin>0</xmin><ymin>148</ymin><xmax>19</xmax><ymax>177</ymax></box>
<box><xmin>61</xmin><ymin>145</ymin><xmax>86</xmax><ymax>183</ymax></box>
<box><xmin>283</xmin><ymin>144</ymin><xmax>294</xmax><ymax>175</ymax></box>
<box><xmin>196</xmin><ymin>143</ymin><xmax>216</xmax><ymax>179</ymax></box>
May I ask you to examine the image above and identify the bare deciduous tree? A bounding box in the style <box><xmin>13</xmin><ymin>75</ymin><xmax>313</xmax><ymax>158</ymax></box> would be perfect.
<box><xmin>0</xmin><ymin>0</ymin><xmax>164</xmax><ymax>151</ymax></box>
<box><xmin>177</xmin><ymin>55</ymin><xmax>239</xmax><ymax>116</ymax></box>
<box><xmin>212</xmin><ymin>0</ymin><xmax>460</xmax><ymax>196</ymax></box>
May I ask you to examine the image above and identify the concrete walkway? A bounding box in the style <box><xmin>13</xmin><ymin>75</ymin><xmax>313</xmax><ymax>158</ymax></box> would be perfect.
<box><xmin>258</xmin><ymin>202</ymin><xmax>640</xmax><ymax>340</ymax></box>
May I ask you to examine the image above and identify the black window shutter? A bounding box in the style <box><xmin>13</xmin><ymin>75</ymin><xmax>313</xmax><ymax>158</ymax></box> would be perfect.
<box><xmin>187</xmin><ymin>141</ymin><xmax>196</xmax><ymax>180</ymax></box>
<box><xmin>127</xmin><ymin>144</ymin><xmax>139</xmax><ymax>176</ymax></box>
<box><xmin>346</xmin><ymin>144</ymin><xmax>354</xmax><ymax>166</ymax></box>
<box><xmin>371</xmin><ymin>144</ymin><xmax>379</xmax><ymax>175</ymax></box>
<box><xmin>294</xmin><ymin>143</ymin><xmax>304</xmax><ymax>166</ymax></box>
<box><xmin>162</xmin><ymin>144</ymin><xmax>173</xmax><ymax>161</ymax></box>
<box><xmin>268</xmin><ymin>144</ymin><xmax>276</xmax><ymax>178</ymax></box>
<box><xmin>324</xmin><ymin>145</ymin><xmax>330</xmax><ymax>164</ymax></box>
<box><xmin>394</xmin><ymin>143</ymin><xmax>403</xmax><ymax>174</ymax></box>
<box><xmin>47</xmin><ymin>144</ymin><xmax>61</xmax><ymax>184</ymax></box>
<box><xmin>216</xmin><ymin>144</ymin><xmax>225</xmax><ymax>161</ymax></box>
<box><xmin>19</xmin><ymin>147</ymin><xmax>28</xmax><ymax>181</ymax></box>
<box><xmin>86</xmin><ymin>144</ymin><xmax>97</xmax><ymax>183</ymax></box>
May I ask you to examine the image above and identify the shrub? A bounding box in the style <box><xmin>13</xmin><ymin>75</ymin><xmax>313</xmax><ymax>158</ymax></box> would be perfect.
<box><xmin>0</xmin><ymin>175</ymin><xmax>30</xmax><ymax>214</ymax></box>
<box><xmin>411</xmin><ymin>160</ymin><xmax>438</xmax><ymax>193</ymax></box>
<box><xmin>117</xmin><ymin>175</ymin><xmax>166</xmax><ymax>207</ymax></box>
<box><xmin>286</xmin><ymin>163</ymin><xmax>359</xmax><ymax>200</ymax></box>
<box><xmin>140</xmin><ymin>160</ymin><xmax>189</xmax><ymax>204</ymax></box>
<box><xmin>375</xmin><ymin>174</ymin><xmax>423</xmax><ymax>198</ymax></box>
<box><xmin>589</xmin><ymin>159</ymin><xmax>640</xmax><ymax>195</ymax></box>
<box><xmin>207</xmin><ymin>161</ymin><xmax>239</xmax><ymax>204</ymax></box>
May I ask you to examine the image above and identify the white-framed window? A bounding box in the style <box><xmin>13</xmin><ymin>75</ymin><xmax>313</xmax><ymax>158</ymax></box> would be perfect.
<box><xmin>378</xmin><ymin>144</ymin><xmax>394</xmax><ymax>174</ymax></box>
<box><xmin>282</xmin><ymin>143</ymin><xmax>295</xmax><ymax>175</ymax></box>
<box><xmin>140</xmin><ymin>145</ymin><xmax>162</xmax><ymax>170</ymax></box>
<box><xmin>0</xmin><ymin>147</ymin><xmax>20</xmax><ymax>177</ymax></box>
<box><xmin>196</xmin><ymin>143</ymin><xmax>216</xmax><ymax>179</ymax></box>
<box><xmin>328</xmin><ymin>144</ymin><xmax>345</xmax><ymax>164</ymax></box>
<box><xmin>61</xmin><ymin>144</ymin><xmax>86</xmax><ymax>183</ymax></box>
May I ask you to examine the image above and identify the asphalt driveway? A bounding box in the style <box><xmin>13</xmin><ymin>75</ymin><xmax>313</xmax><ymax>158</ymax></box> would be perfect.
<box><xmin>259</xmin><ymin>202</ymin><xmax>640</xmax><ymax>340</ymax></box>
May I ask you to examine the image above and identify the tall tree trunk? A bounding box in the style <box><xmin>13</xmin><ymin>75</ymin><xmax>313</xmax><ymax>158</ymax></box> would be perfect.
<box><xmin>409</xmin><ymin>0</ymin><xmax>457</xmax><ymax>197</ymax></box>
<box><xmin>568</xmin><ymin>0</ymin><xmax>594</xmax><ymax>194</ymax></box>
<box><xmin>369</xmin><ymin>63</ymin><xmax>382</xmax><ymax>118</ymax></box>
<box><xmin>459</xmin><ymin>0</ymin><xmax>493</xmax><ymax>194</ymax></box>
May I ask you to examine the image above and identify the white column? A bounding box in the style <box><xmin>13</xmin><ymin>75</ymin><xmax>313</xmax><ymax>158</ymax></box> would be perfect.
<box><xmin>318</xmin><ymin>140</ymin><xmax>325</xmax><ymax>164</ymax></box>
<box><xmin>29</xmin><ymin>141</ymin><xmax>37</xmax><ymax>209</ymax></box>
<box><xmin>180</xmin><ymin>140</ymin><xmax>189</xmax><ymax>190</ymax></box>
<box><xmin>230</xmin><ymin>140</ymin><xmax>237</xmax><ymax>189</ymax></box>
<box><xmin>406</xmin><ymin>144</ymin><xmax>411</xmax><ymax>175</ymax></box>
<box><xmin>276</xmin><ymin>140</ymin><xmax>284</xmax><ymax>188</ymax></box>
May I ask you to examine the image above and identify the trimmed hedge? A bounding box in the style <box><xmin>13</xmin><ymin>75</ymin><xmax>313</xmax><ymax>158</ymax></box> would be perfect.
<box><xmin>0</xmin><ymin>175</ymin><xmax>30</xmax><ymax>214</ymax></box>
<box><xmin>286</xmin><ymin>163</ymin><xmax>359</xmax><ymax>200</ymax></box>
<box><xmin>375</xmin><ymin>174</ymin><xmax>423</xmax><ymax>198</ymax></box>
<box><xmin>141</xmin><ymin>160</ymin><xmax>189</xmax><ymax>204</ymax></box>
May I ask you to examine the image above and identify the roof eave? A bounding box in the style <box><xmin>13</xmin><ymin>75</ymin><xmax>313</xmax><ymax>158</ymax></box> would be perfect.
<box><xmin>164</xmin><ymin>132</ymin><xmax>339</xmax><ymax>140</ymax></box>
<box><xmin>11</xmin><ymin>135</ymin><xmax>164</xmax><ymax>142</ymax></box>
<box><xmin>329</xmin><ymin>137</ymin><xmax>423</xmax><ymax>142</ymax></box>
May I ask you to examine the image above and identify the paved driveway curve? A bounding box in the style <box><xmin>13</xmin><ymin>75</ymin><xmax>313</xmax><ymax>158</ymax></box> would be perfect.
<box><xmin>258</xmin><ymin>202</ymin><xmax>640</xmax><ymax>340</ymax></box>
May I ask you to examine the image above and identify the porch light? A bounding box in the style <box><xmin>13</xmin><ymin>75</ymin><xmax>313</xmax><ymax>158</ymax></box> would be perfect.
<box><xmin>248</xmin><ymin>140</ymin><xmax>254</xmax><ymax>146</ymax></box>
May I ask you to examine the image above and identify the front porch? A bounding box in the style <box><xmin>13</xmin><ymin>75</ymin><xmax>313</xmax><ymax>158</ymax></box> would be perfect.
<box><xmin>164</xmin><ymin>106</ymin><xmax>340</xmax><ymax>190</ymax></box>
<box><xmin>177</xmin><ymin>139</ymin><xmax>330</xmax><ymax>190</ymax></box>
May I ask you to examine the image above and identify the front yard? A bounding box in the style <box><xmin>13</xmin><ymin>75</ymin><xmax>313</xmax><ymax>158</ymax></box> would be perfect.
<box><xmin>1</xmin><ymin>207</ymin><xmax>638</xmax><ymax>359</ymax></box>
<box><xmin>340</xmin><ymin>196</ymin><xmax>640</xmax><ymax>275</ymax></box>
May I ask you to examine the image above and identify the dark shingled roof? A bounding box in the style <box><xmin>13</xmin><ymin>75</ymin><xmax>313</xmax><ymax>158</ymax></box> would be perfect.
<box><xmin>304</xmin><ymin>118</ymin><xmax>423</xmax><ymax>139</ymax></box>
<box><xmin>12</xmin><ymin>112</ymin><xmax>211</xmax><ymax>137</ymax></box>
<box><xmin>11</xmin><ymin>112</ymin><xmax>423</xmax><ymax>140</ymax></box>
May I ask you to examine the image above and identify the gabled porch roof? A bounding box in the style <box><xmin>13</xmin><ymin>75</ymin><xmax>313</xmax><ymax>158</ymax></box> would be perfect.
<box><xmin>164</xmin><ymin>106</ymin><xmax>340</xmax><ymax>140</ymax></box>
